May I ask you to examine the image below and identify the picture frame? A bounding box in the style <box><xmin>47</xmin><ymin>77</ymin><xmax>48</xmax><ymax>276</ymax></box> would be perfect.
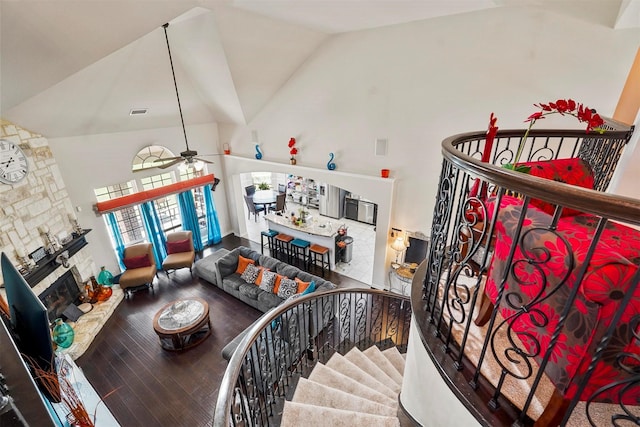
<box><xmin>29</xmin><ymin>246</ymin><xmax>47</xmax><ymax>264</ymax></box>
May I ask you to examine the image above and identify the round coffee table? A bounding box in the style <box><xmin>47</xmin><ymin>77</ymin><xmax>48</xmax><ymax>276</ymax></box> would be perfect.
<box><xmin>153</xmin><ymin>297</ymin><xmax>211</xmax><ymax>351</ymax></box>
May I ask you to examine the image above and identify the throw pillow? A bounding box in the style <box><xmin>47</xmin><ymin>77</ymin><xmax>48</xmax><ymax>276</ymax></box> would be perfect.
<box><xmin>236</xmin><ymin>255</ymin><xmax>255</xmax><ymax>274</ymax></box>
<box><xmin>166</xmin><ymin>238</ymin><xmax>191</xmax><ymax>254</ymax></box>
<box><xmin>300</xmin><ymin>280</ymin><xmax>316</xmax><ymax>295</ymax></box>
<box><xmin>123</xmin><ymin>254</ymin><xmax>151</xmax><ymax>269</ymax></box>
<box><xmin>295</xmin><ymin>278</ymin><xmax>312</xmax><ymax>294</ymax></box>
<box><xmin>259</xmin><ymin>271</ymin><xmax>278</xmax><ymax>293</ymax></box>
<box><xmin>277</xmin><ymin>278</ymin><xmax>298</xmax><ymax>299</ymax></box>
<box><xmin>240</xmin><ymin>264</ymin><xmax>261</xmax><ymax>284</ymax></box>
<box><xmin>272</xmin><ymin>274</ymin><xmax>285</xmax><ymax>295</ymax></box>
<box><xmin>255</xmin><ymin>267</ymin><xmax>268</xmax><ymax>285</ymax></box>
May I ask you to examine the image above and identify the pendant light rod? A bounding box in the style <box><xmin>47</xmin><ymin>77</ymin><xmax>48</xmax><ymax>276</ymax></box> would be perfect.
<box><xmin>162</xmin><ymin>22</ymin><xmax>190</xmax><ymax>152</ymax></box>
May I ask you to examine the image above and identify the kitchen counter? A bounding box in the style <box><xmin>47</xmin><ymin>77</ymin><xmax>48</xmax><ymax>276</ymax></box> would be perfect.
<box><xmin>265</xmin><ymin>213</ymin><xmax>340</xmax><ymax>267</ymax></box>
<box><xmin>264</xmin><ymin>213</ymin><xmax>337</xmax><ymax>237</ymax></box>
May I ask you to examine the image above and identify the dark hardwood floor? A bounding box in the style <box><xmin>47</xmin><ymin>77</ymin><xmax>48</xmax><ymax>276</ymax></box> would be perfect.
<box><xmin>78</xmin><ymin>234</ymin><xmax>366</xmax><ymax>426</ymax></box>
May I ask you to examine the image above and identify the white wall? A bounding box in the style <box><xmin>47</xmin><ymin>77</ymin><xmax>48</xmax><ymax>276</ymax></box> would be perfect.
<box><xmin>221</xmin><ymin>7</ymin><xmax>640</xmax><ymax>235</ymax></box>
<box><xmin>48</xmin><ymin>123</ymin><xmax>232</xmax><ymax>273</ymax></box>
<box><xmin>402</xmin><ymin>316</ymin><xmax>482</xmax><ymax>426</ymax></box>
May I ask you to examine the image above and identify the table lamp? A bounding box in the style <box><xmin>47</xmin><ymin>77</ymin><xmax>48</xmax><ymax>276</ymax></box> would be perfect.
<box><xmin>391</xmin><ymin>236</ymin><xmax>406</xmax><ymax>265</ymax></box>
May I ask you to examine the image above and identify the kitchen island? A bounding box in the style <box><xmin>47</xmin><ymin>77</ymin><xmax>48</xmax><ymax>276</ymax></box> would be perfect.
<box><xmin>265</xmin><ymin>213</ymin><xmax>340</xmax><ymax>268</ymax></box>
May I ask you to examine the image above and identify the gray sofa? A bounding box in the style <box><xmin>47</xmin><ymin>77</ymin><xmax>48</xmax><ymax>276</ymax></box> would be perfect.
<box><xmin>194</xmin><ymin>246</ymin><xmax>336</xmax><ymax>313</ymax></box>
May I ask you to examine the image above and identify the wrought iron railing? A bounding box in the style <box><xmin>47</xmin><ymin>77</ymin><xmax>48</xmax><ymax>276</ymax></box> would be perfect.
<box><xmin>417</xmin><ymin>126</ymin><xmax>640</xmax><ymax>426</ymax></box>
<box><xmin>213</xmin><ymin>289</ymin><xmax>411</xmax><ymax>426</ymax></box>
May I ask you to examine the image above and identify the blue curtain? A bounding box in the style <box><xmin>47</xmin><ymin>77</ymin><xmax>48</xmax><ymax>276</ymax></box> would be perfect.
<box><xmin>140</xmin><ymin>201</ymin><xmax>167</xmax><ymax>269</ymax></box>
<box><xmin>204</xmin><ymin>184</ymin><xmax>221</xmax><ymax>245</ymax></box>
<box><xmin>105</xmin><ymin>212</ymin><xmax>126</xmax><ymax>271</ymax></box>
<box><xmin>178</xmin><ymin>190</ymin><xmax>204</xmax><ymax>251</ymax></box>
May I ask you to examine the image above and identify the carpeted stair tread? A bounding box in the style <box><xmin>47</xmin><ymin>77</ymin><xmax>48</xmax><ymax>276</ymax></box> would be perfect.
<box><xmin>292</xmin><ymin>377</ymin><xmax>397</xmax><ymax>417</ymax></box>
<box><xmin>280</xmin><ymin>402</ymin><xmax>400</xmax><ymax>427</ymax></box>
<box><xmin>325</xmin><ymin>353</ymin><xmax>397</xmax><ymax>399</ymax></box>
<box><xmin>344</xmin><ymin>347</ymin><xmax>400</xmax><ymax>393</ymax></box>
<box><xmin>382</xmin><ymin>346</ymin><xmax>406</xmax><ymax>376</ymax></box>
<box><xmin>363</xmin><ymin>346</ymin><xmax>404</xmax><ymax>386</ymax></box>
<box><xmin>308</xmin><ymin>363</ymin><xmax>397</xmax><ymax>409</ymax></box>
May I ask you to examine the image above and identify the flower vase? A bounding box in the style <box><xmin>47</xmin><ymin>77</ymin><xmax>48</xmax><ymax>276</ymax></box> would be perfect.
<box><xmin>96</xmin><ymin>285</ymin><xmax>112</xmax><ymax>302</ymax></box>
<box><xmin>97</xmin><ymin>266</ymin><xmax>114</xmax><ymax>286</ymax></box>
<box><xmin>290</xmin><ymin>157</ymin><xmax>296</xmax><ymax>165</ymax></box>
<box><xmin>52</xmin><ymin>318</ymin><xmax>74</xmax><ymax>349</ymax></box>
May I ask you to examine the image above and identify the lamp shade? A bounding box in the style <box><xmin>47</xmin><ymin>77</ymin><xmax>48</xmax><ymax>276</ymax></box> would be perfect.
<box><xmin>391</xmin><ymin>237</ymin><xmax>406</xmax><ymax>252</ymax></box>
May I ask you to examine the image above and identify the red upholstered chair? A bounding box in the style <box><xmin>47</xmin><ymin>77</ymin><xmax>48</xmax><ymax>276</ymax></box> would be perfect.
<box><xmin>475</xmin><ymin>159</ymin><xmax>640</xmax><ymax>425</ymax></box>
<box><xmin>119</xmin><ymin>243</ymin><xmax>157</xmax><ymax>296</ymax></box>
<box><xmin>162</xmin><ymin>231</ymin><xmax>195</xmax><ymax>276</ymax></box>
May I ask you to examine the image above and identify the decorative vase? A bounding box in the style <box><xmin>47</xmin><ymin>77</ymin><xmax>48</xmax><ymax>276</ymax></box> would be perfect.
<box><xmin>96</xmin><ymin>285</ymin><xmax>113</xmax><ymax>302</ymax></box>
<box><xmin>52</xmin><ymin>318</ymin><xmax>74</xmax><ymax>349</ymax></box>
<box><xmin>97</xmin><ymin>266</ymin><xmax>114</xmax><ymax>286</ymax></box>
<box><xmin>290</xmin><ymin>157</ymin><xmax>296</xmax><ymax>165</ymax></box>
<box><xmin>327</xmin><ymin>152</ymin><xmax>336</xmax><ymax>170</ymax></box>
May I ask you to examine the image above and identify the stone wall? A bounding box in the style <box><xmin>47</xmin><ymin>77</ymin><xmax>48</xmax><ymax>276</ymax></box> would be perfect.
<box><xmin>0</xmin><ymin>120</ymin><xmax>96</xmax><ymax>288</ymax></box>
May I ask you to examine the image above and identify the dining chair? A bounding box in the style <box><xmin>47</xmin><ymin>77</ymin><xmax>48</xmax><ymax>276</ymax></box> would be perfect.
<box><xmin>244</xmin><ymin>194</ymin><xmax>265</xmax><ymax>222</ymax></box>
<box><xmin>245</xmin><ymin>185</ymin><xmax>256</xmax><ymax>196</ymax></box>
<box><xmin>269</xmin><ymin>192</ymin><xmax>287</xmax><ymax>214</ymax></box>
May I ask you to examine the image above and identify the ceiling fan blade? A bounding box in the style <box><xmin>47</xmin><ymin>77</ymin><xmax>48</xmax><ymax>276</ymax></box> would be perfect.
<box><xmin>157</xmin><ymin>159</ymin><xmax>183</xmax><ymax>169</ymax></box>
<box><xmin>154</xmin><ymin>156</ymin><xmax>181</xmax><ymax>163</ymax></box>
<box><xmin>194</xmin><ymin>157</ymin><xmax>215</xmax><ymax>164</ymax></box>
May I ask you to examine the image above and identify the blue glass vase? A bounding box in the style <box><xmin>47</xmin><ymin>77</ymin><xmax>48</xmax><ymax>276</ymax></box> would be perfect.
<box><xmin>97</xmin><ymin>266</ymin><xmax>114</xmax><ymax>286</ymax></box>
<box><xmin>52</xmin><ymin>318</ymin><xmax>74</xmax><ymax>349</ymax></box>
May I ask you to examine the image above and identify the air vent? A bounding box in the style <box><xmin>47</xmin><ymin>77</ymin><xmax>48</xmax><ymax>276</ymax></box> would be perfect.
<box><xmin>129</xmin><ymin>108</ymin><xmax>148</xmax><ymax>116</ymax></box>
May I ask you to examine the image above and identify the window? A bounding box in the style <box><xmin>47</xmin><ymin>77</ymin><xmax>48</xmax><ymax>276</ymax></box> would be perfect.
<box><xmin>94</xmin><ymin>181</ymin><xmax>145</xmax><ymax>245</ymax></box>
<box><xmin>132</xmin><ymin>145</ymin><xmax>176</xmax><ymax>172</ymax></box>
<box><xmin>140</xmin><ymin>173</ymin><xmax>181</xmax><ymax>232</ymax></box>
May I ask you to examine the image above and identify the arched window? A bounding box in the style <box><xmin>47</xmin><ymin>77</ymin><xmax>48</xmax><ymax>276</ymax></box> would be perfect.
<box><xmin>132</xmin><ymin>145</ymin><xmax>176</xmax><ymax>172</ymax></box>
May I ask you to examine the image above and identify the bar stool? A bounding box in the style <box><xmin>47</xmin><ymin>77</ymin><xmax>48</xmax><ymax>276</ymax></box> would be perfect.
<box><xmin>275</xmin><ymin>233</ymin><xmax>294</xmax><ymax>263</ymax></box>
<box><xmin>309</xmin><ymin>244</ymin><xmax>331</xmax><ymax>277</ymax></box>
<box><xmin>290</xmin><ymin>238</ymin><xmax>310</xmax><ymax>270</ymax></box>
<box><xmin>260</xmin><ymin>229</ymin><xmax>279</xmax><ymax>255</ymax></box>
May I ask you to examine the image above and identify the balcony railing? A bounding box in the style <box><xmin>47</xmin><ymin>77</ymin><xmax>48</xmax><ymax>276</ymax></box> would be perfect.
<box><xmin>416</xmin><ymin>125</ymin><xmax>639</xmax><ymax>426</ymax></box>
<box><xmin>213</xmin><ymin>289</ymin><xmax>411</xmax><ymax>426</ymax></box>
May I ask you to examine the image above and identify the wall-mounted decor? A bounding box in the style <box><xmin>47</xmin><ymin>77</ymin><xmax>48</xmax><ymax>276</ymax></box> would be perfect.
<box><xmin>255</xmin><ymin>144</ymin><xmax>263</xmax><ymax>160</ymax></box>
<box><xmin>288</xmin><ymin>137</ymin><xmax>297</xmax><ymax>164</ymax></box>
<box><xmin>327</xmin><ymin>152</ymin><xmax>336</xmax><ymax>170</ymax></box>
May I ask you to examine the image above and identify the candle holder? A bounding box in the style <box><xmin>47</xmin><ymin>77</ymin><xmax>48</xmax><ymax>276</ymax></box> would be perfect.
<box><xmin>70</xmin><ymin>218</ymin><xmax>83</xmax><ymax>236</ymax></box>
<box><xmin>42</xmin><ymin>231</ymin><xmax>61</xmax><ymax>254</ymax></box>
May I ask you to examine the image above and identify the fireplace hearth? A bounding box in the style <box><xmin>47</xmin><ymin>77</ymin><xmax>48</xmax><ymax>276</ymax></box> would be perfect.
<box><xmin>38</xmin><ymin>269</ymin><xmax>82</xmax><ymax>323</ymax></box>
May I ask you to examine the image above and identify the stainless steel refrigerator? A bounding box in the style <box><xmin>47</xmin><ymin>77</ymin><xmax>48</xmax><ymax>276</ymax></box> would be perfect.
<box><xmin>318</xmin><ymin>183</ymin><xmax>347</xmax><ymax>219</ymax></box>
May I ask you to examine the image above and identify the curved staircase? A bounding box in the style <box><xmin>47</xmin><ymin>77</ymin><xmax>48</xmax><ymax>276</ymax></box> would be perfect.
<box><xmin>280</xmin><ymin>346</ymin><xmax>406</xmax><ymax>427</ymax></box>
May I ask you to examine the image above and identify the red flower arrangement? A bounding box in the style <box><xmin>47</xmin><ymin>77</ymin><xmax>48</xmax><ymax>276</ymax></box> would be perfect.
<box><xmin>288</xmin><ymin>137</ymin><xmax>298</xmax><ymax>159</ymax></box>
<box><xmin>506</xmin><ymin>99</ymin><xmax>605</xmax><ymax>172</ymax></box>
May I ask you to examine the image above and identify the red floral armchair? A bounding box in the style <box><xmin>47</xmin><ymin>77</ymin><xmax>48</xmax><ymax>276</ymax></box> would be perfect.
<box><xmin>476</xmin><ymin>158</ymin><xmax>640</xmax><ymax>424</ymax></box>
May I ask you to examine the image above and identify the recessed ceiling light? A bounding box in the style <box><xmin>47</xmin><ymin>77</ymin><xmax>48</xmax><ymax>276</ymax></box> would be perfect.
<box><xmin>129</xmin><ymin>108</ymin><xmax>148</xmax><ymax>116</ymax></box>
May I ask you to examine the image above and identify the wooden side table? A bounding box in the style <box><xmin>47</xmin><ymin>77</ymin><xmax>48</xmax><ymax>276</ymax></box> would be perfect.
<box><xmin>153</xmin><ymin>297</ymin><xmax>211</xmax><ymax>351</ymax></box>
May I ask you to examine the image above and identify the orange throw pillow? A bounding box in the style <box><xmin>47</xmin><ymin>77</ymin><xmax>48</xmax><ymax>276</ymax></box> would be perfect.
<box><xmin>236</xmin><ymin>255</ymin><xmax>255</xmax><ymax>274</ymax></box>
<box><xmin>273</xmin><ymin>274</ymin><xmax>285</xmax><ymax>295</ymax></box>
<box><xmin>295</xmin><ymin>278</ymin><xmax>311</xmax><ymax>294</ymax></box>
<box><xmin>255</xmin><ymin>267</ymin><xmax>269</xmax><ymax>285</ymax></box>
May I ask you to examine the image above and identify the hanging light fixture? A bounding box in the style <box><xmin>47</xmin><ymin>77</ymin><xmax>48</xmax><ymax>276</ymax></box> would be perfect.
<box><xmin>154</xmin><ymin>22</ymin><xmax>214</xmax><ymax>171</ymax></box>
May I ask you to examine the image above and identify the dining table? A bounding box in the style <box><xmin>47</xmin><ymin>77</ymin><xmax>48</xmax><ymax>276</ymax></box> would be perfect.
<box><xmin>250</xmin><ymin>189</ymin><xmax>278</xmax><ymax>211</ymax></box>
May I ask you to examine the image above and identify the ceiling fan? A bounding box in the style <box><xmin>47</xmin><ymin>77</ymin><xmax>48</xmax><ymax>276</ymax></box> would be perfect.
<box><xmin>154</xmin><ymin>22</ymin><xmax>214</xmax><ymax>171</ymax></box>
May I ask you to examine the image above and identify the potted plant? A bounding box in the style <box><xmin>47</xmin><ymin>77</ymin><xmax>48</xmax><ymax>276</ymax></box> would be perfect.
<box><xmin>258</xmin><ymin>182</ymin><xmax>270</xmax><ymax>190</ymax></box>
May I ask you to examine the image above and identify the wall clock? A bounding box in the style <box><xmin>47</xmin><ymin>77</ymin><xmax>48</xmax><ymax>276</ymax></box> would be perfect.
<box><xmin>0</xmin><ymin>139</ymin><xmax>29</xmax><ymax>184</ymax></box>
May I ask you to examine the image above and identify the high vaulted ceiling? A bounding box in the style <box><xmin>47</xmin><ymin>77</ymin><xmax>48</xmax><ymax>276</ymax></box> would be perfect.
<box><xmin>1</xmin><ymin>0</ymin><xmax>638</xmax><ymax>138</ymax></box>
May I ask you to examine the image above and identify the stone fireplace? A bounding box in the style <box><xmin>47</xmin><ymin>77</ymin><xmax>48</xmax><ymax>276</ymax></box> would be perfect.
<box><xmin>38</xmin><ymin>268</ymin><xmax>82</xmax><ymax>323</ymax></box>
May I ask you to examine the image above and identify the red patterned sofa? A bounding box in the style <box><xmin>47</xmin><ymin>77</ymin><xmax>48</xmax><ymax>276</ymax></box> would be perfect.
<box><xmin>476</xmin><ymin>158</ymin><xmax>640</xmax><ymax>424</ymax></box>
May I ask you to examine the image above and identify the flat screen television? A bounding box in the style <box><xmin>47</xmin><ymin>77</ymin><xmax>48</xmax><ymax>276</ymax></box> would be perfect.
<box><xmin>404</xmin><ymin>235</ymin><xmax>429</xmax><ymax>265</ymax></box>
<box><xmin>1</xmin><ymin>253</ymin><xmax>59</xmax><ymax>402</ymax></box>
